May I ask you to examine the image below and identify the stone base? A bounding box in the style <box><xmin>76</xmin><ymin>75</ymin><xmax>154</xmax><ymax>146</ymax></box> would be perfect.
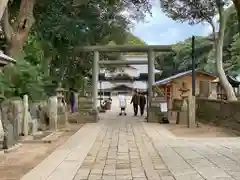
<box><xmin>68</xmin><ymin>112</ymin><xmax>99</xmax><ymax>123</ymax></box>
<box><xmin>38</xmin><ymin>124</ymin><xmax>48</xmax><ymax>131</ymax></box>
<box><xmin>58</xmin><ymin>114</ymin><xmax>68</xmax><ymax>128</ymax></box>
<box><xmin>176</xmin><ymin>111</ymin><xmax>188</xmax><ymax>125</ymax></box>
<box><xmin>4</xmin><ymin>143</ymin><xmax>22</xmax><ymax>153</ymax></box>
<box><xmin>20</xmin><ymin>135</ymin><xmax>34</xmax><ymax>141</ymax></box>
<box><xmin>28</xmin><ymin>119</ymin><xmax>38</xmax><ymax>135</ymax></box>
<box><xmin>148</xmin><ymin>106</ymin><xmax>165</xmax><ymax>123</ymax></box>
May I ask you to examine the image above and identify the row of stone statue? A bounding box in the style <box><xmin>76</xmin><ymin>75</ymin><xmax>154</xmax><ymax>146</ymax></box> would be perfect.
<box><xmin>0</xmin><ymin>95</ymin><xmax>68</xmax><ymax>149</ymax></box>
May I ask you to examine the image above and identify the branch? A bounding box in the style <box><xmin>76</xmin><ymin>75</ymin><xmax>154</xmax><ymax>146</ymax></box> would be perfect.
<box><xmin>2</xmin><ymin>7</ymin><xmax>13</xmax><ymax>42</ymax></box>
<box><xmin>208</xmin><ymin>19</ymin><xmax>217</xmax><ymax>48</ymax></box>
<box><xmin>16</xmin><ymin>0</ymin><xmax>36</xmax><ymax>32</ymax></box>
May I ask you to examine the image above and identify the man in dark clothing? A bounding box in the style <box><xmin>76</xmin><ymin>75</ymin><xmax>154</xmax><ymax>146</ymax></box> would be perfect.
<box><xmin>130</xmin><ymin>90</ymin><xmax>139</xmax><ymax>116</ymax></box>
<box><xmin>139</xmin><ymin>92</ymin><xmax>146</xmax><ymax>116</ymax></box>
<box><xmin>69</xmin><ymin>90</ymin><xmax>76</xmax><ymax>113</ymax></box>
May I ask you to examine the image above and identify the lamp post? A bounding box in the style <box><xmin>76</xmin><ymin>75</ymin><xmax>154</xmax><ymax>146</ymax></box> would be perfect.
<box><xmin>188</xmin><ymin>35</ymin><xmax>196</xmax><ymax>128</ymax></box>
<box><xmin>192</xmin><ymin>36</ymin><xmax>196</xmax><ymax>96</ymax></box>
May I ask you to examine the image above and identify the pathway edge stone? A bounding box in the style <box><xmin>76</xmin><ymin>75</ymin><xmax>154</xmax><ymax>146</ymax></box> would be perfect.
<box><xmin>20</xmin><ymin>123</ymin><xmax>103</xmax><ymax>180</ymax></box>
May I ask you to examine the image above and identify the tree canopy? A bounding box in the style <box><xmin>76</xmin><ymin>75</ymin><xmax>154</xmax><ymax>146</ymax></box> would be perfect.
<box><xmin>0</xmin><ymin>0</ymin><xmax>149</xmax><ymax>100</ymax></box>
<box><xmin>156</xmin><ymin>4</ymin><xmax>240</xmax><ymax>78</ymax></box>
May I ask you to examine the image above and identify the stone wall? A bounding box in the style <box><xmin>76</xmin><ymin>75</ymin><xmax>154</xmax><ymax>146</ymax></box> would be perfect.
<box><xmin>196</xmin><ymin>98</ymin><xmax>240</xmax><ymax>131</ymax></box>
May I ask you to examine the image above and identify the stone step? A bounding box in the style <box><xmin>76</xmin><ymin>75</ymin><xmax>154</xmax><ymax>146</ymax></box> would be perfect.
<box><xmin>78</xmin><ymin>108</ymin><xmax>94</xmax><ymax>112</ymax></box>
<box><xmin>79</xmin><ymin>104</ymin><xmax>93</xmax><ymax>109</ymax></box>
<box><xmin>78</xmin><ymin>97</ymin><xmax>93</xmax><ymax>103</ymax></box>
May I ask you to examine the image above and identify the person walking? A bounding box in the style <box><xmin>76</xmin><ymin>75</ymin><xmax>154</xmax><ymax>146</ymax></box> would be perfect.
<box><xmin>69</xmin><ymin>89</ymin><xmax>76</xmax><ymax>113</ymax></box>
<box><xmin>118</xmin><ymin>93</ymin><xmax>127</xmax><ymax>115</ymax></box>
<box><xmin>139</xmin><ymin>92</ymin><xmax>146</xmax><ymax>116</ymax></box>
<box><xmin>130</xmin><ymin>89</ymin><xmax>139</xmax><ymax>116</ymax></box>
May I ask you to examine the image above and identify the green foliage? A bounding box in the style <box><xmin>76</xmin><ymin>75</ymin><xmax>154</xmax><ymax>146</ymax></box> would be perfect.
<box><xmin>160</xmin><ymin>0</ymin><xmax>218</xmax><ymax>25</ymax></box>
<box><xmin>0</xmin><ymin>0</ymin><xmax>151</xmax><ymax>101</ymax></box>
<box><xmin>156</xmin><ymin>2</ymin><xmax>240</xmax><ymax>79</ymax></box>
<box><xmin>0</xmin><ymin>60</ymin><xmax>47</xmax><ymax>100</ymax></box>
<box><xmin>125</xmin><ymin>33</ymin><xmax>146</xmax><ymax>45</ymax></box>
<box><xmin>156</xmin><ymin>36</ymin><xmax>214</xmax><ymax>78</ymax></box>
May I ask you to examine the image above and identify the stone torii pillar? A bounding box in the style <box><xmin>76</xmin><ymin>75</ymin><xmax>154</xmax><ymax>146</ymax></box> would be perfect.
<box><xmin>147</xmin><ymin>50</ymin><xmax>155</xmax><ymax>120</ymax></box>
<box><xmin>92</xmin><ymin>51</ymin><xmax>99</xmax><ymax>110</ymax></box>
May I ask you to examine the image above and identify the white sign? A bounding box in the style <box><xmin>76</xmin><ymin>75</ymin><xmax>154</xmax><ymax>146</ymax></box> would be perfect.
<box><xmin>160</xmin><ymin>102</ymin><xmax>168</xmax><ymax>112</ymax></box>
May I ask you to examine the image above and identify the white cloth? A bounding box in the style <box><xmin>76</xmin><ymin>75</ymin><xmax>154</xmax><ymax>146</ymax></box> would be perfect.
<box><xmin>119</xmin><ymin>95</ymin><xmax>126</xmax><ymax>108</ymax></box>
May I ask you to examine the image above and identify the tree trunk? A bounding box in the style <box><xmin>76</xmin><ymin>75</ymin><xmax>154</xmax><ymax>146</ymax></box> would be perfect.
<box><xmin>232</xmin><ymin>0</ymin><xmax>240</xmax><ymax>34</ymax></box>
<box><xmin>0</xmin><ymin>0</ymin><xmax>9</xmax><ymax>21</ymax></box>
<box><xmin>3</xmin><ymin>0</ymin><xmax>36</xmax><ymax>58</ymax></box>
<box><xmin>216</xmin><ymin>2</ymin><xmax>237</xmax><ymax>101</ymax></box>
<box><xmin>41</xmin><ymin>57</ymin><xmax>52</xmax><ymax>76</ymax></box>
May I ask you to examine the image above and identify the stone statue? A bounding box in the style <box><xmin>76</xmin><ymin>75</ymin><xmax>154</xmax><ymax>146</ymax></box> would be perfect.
<box><xmin>1</xmin><ymin>98</ymin><xmax>22</xmax><ymax>149</ymax></box>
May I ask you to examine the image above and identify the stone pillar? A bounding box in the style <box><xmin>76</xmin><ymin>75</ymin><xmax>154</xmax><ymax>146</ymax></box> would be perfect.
<box><xmin>0</xmin><ymin>115</ymin><xmax>4</xmax><ymax>140</ymax></box>
<box><xmin>23</xmin><ymin>95</ymin><xmax>29</xmax><ymax>136</ymax></box>
<box><xmin>147</xmin><ymin>50</ymin><xmax>155</xmax><ymax>120</ymax></box>
<box><xmin>92</xmin><ymin>51</ymin><xmax>99</xmax><ymax>110</ymax></box>
<box><xmin>48</xmin><ymin>96</ymin><xmax>58</xmax><ymax>130</ymax></box>
<box><xmin>188</xmin><ymin>94</ymin><xmax>196</xmax><ymax>128</ymax></box>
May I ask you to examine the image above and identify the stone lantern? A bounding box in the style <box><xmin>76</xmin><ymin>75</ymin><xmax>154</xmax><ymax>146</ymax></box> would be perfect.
<box><xmin>55</xmin><ymin>83</ymin><xmax>66</xmax><ymax>105</ymax></box>
<box><xmin>55</xmin><ymin>82</ymin><xmax>68</xmax><ymax>127</ymax></box>
<box><xmin>178</xmin><ymin>82</ymin><xmax>190</xmax><ymax>111</ymax></box>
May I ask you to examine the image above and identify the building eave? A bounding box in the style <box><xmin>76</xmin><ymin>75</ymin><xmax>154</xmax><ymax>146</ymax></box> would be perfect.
<box><xmin>0</xmin><ymin>51</ymin><xmax>16</xmax><ymax>66</ymax></box>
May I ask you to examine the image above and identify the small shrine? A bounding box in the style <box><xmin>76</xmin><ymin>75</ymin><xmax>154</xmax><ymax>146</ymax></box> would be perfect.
<box><xmin>179</xmin><ymin>82</ymin><xmax>190</xmax><ymax>98</ymax></box>
<box><xmin>153</xmin><ymin>70</ymin><xmax>217</xmax><ymax>125</ymax></box>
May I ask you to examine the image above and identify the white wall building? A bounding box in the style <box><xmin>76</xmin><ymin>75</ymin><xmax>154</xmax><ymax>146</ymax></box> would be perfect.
<box><xmin>98</xmin><ymin>54</ymin><xmax>161</xmax><ymax>97</ymax></box>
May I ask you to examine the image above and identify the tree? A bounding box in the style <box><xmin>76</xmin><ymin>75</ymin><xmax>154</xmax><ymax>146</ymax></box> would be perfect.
<box><xmin>155</xmin><ymin>36</ymin><xmax>213</xmax><ymax>77</ymax></box>
<box><xmin>0</xmin><ymin>0</ymin><xmax>9</xmax><ymax>21</ymax></box>
<box><xmin>160</xmin><ymin>0</ymin><xmax>237</xmax><ymax>100</ymax></box>
<box><xmin>1</xmin><ymin>0</ymin><xmax>36</xmax><ymax>58</ymax></box>
<box><xmin>32</xmin><ymin>0</ymin><xmax>152</xmax><ymax>90</ymax></box>
<box><xmin>0</xmin><ymin>0</ymin><xmax>151</xmax><ymax>58</ymax></box>
<box><xmin>0</xmin><ymin>0</ymin><xmax>152</xmax><ymax>99</ymax></box>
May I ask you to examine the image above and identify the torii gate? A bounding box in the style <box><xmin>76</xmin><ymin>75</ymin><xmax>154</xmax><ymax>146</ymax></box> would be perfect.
<box><xmin>76</xmin><ymin>45</ymin><xmax>173</xmax><ymax>120</ymax></box>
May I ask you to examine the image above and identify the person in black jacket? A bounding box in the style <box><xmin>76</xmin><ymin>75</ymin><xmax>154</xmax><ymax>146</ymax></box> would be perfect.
<box><xmin>130</xmin><ymin>89</ymin><xmax>139</xmax><ymax>116</ymax></box>
<box><xmin>69</xmin><ymin>89</ymin><xmax>75</xmax><ymax>113</ymax></box>
<box><xmin>139</xmin><ymin>92</ymin><xmax>146</xmax><ymax>116</ymax></box>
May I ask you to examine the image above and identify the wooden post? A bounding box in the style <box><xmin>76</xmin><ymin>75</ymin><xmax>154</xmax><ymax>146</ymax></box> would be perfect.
<box><xmin>93</xmin><ymin>51</ymin><xmax>99</xmax><ymax>110</ymax></box>
<box><xmin>147</xmin><ymin>50</ymin><xmax>155</xmax><ymax>122</ymax></box>
<box><xmin>188</xmin><ymin>94</ymin><xmax>196</xmax><ymax>128</ymax></box>
<box><xmin>188</xmin><ymin>36</ymin><xmax>196</xmax><ymax>128</ymax></box>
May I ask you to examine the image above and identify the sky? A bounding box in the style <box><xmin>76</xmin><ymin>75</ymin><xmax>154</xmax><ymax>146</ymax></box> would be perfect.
<box><xmin>131</xmin><ymin>0</ymin><xmax>212</xmax><ymax>45</ymax></box>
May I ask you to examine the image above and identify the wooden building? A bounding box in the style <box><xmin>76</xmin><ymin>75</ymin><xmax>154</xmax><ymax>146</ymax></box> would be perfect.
<box><xmin>154</xmin><ymin>70</ymin><xmax>217</xmax><ymax>99</ymax></box>
<box><xmin>153</xmin><ymin>70</ymin><xmax>217</xmax><ymax>122</ymax></box>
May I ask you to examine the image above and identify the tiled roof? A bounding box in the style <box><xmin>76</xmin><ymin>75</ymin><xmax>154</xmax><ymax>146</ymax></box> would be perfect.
<box><xmin>154</xmin><ymin>70</ymin><xmax>216</xmax><ymax>86</ymax></box>
<box><xmin>100</xmin><ymin>54</ymin><xmax>162</xmax><ymax>76</ymax></box>
<box><xmin>98</xmin><ymin>81</ymin><xmax>147</xmax><ymax>90</ymax></box>
<box><xmin>125</xmin><ymin>54</ymin><xmax>161</xmax><ymax>74</ymax></box>
<box><xmin>0</xmin><ymin>51</ymin><xmax>16</xmax><ymax>64</ymax></box>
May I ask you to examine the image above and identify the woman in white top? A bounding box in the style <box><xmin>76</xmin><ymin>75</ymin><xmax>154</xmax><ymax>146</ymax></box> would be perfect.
<box><xmin>119</xmin><ymin>94</ymin><xmax>127</xmax><ymax>115</ymax></box>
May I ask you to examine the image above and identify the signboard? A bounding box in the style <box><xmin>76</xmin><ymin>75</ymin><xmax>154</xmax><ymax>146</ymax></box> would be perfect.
<box><xmin>160</xmin><ymin>102</ymin><xmax>168</xmax><ymax>112</ymax></box>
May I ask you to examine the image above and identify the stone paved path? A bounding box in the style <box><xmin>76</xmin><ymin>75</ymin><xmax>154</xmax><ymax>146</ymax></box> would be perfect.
<box><xmin>21</xmin><ymin>107</ymin><xmax>240</xmax><ymax>180</ymax></box>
